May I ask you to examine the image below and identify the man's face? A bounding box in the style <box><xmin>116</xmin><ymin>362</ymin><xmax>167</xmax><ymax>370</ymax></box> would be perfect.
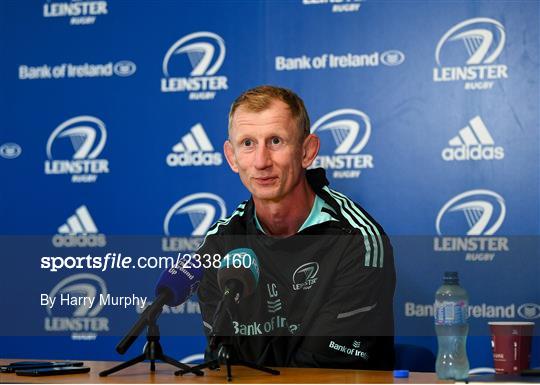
<box><xmin>225</xmin><ymin>100</ymin><xmax>309</xmax><ymax>203</ymax></box>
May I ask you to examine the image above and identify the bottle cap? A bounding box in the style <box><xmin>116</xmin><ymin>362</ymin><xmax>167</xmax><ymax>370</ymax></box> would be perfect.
<box><xmin>393</xmin><ymin>369</ymin><xmax>409</xmax><ymax>378</ymax></box>
<box><xmin>444</xmin><ymin>271</ymin><xmax>459</xmax><ymax>284</ymax></box>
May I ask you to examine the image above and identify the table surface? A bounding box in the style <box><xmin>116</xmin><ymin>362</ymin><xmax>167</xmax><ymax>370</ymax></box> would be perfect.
<box><xmin>0</xmin><ymin>359</ymin><xmax>448</xmax><ymax>384</ymax></box>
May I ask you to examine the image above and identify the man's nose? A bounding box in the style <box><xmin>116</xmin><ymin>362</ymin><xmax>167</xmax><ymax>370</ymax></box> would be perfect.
<box><xmin>254</xmin><ymin>144</ymin><xmax>272</xmax><ymax>170</ymax></box>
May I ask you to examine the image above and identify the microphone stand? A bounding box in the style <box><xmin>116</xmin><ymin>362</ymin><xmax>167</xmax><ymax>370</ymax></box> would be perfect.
<box><xmin>175</xmin><ymin>281</ymin><xmax>280</xmax><ymax>381</ymax></box>
<box><xmin>99</xmin><ymin>294</ymin><xmax>203</xmax><ymax>377</ymax></box>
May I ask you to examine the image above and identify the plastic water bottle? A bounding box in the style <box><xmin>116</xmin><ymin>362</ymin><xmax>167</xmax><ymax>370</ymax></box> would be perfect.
<box><xmin>434</xmin><ymin>271</ymin><xmax>470</xmax><ymax>380</ymax></box>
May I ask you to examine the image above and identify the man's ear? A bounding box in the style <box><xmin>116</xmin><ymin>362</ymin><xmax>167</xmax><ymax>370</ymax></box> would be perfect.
<box><xmin>302</xmin><ymin>134</ymin><xmax>320</xmax><ymax>169</ymax></box>
<box><xmin>224</xmin><ymin>140</ymin><xmax>239</xmax><ymax>173</ymax></box>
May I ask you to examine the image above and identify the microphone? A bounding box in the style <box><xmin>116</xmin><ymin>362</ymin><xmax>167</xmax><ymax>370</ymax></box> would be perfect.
<box><xmin>211</xmin><ymin>248</ymin><xmax>259</xmax><ymax>342</ymax></box>
<box><xmin>155</xmin><ymin>255</ymin><xmax>204</xmax><ymax>306</ymax></box>
<box><xmin>217</xmin><ymin>247</ymin><xmax>260</xmax><ymax>303</ymax></box>
<box><xmin>116</xmin><ymin>256</ymin><xmax>203</xmax><ymax>354</ymax></box>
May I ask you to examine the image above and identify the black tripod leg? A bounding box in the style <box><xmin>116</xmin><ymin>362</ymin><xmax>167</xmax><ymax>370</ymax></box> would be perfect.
<box><xmin>99</xmin><ymin>353</ymin><xmax>146</xmax><ymax>377</ymax></box>
<box><xmin>226</xmin><ymin>359</ymin><xmax>232</xmax><ymax>382</ymax></box>
<box><xmin>237</xmin><ymin>360</ymin><xmax>280</xmax><ymax>375</ymax></box>
<box><xmin>174</xmin><ymin>360</ymin><xmax>218</xmax><ymax>376</ymax></box>
<box><xmin>150</xmin><ymin>360</ymin><xmax>155</xmax><ymax>372</ymax></box>
<box><xmin>188</xmin><ymin>360</ymin><xmax>219</xmax><ymax>372</ymax></box>
<box><xmin>160</xmin><ymin>354</ymin><xmax>204</xmax><ymax>376</ymax></box>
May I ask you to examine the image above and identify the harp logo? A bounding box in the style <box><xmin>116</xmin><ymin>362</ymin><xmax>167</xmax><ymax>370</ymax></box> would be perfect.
<box><xmin>162</xmin><ymin>193</ymin><xmax>227</xmax><ymax>252</ymax></box>
<box><xmin>44</xmin><ymin>116</ymin><xmax>109</xmax><ymax>183</ymax></box>
<box><xmin>310</xmin><ymin>109</ymin><xmax>373</xmax><ymax>179</ymax></box>
<box><xmin>436</xmin><ymin>190</ymin><xmax>505</xmax><ymax>236</ymax></box>
<box><xmin>433</xmin><ymin>190</ymin><xmax>509</xmax><ymax>261</ymax></box>
<box><xmin>433</xmin><ymin>18</ymin><xmax>508</xmax><ymax>90</ymax></box>
<box><xmin>161</xmin><ymin>31</ymin><xmax>228</xmax><ymax>100</ymax></box>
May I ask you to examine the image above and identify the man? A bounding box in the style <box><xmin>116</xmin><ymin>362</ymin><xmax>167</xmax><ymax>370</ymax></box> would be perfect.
<box><xmin>197</xmin><ymin>85</ymin><xmax>395</xmax><ymax>369</ymax></box>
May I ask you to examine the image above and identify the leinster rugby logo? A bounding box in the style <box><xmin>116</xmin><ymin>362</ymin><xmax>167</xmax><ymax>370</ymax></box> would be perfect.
<box><xmin>310</xmin><ymin>109</ymin><xmax>373</xmax><ymax>179</ymax></box>
<box><xmin>433</xmin><ymin>189</ymin><xmax>508</xmax><ymax>262</ymax></box>
<box><xmin>433</xmin><ymin>17</ymin><xmax>508</xmax><ymax>90</ymax></box>
<box><xmin>44</xmin><ymin>116</ymin><xmax>109</xmax><ymax>183</ymax></box>
<box><xmin>44</xmin><ymin>273</ymin><xmax>109</xmax><ymax>340</ymax></box>
<box><xmin>292</xmin><ymin>262</ymin><xmax>319</xmax><ymax>291</ymax></box>
<box><xmin>161</xmin><ymin>31</ymin><xmax>228</xmax><ymax>100</ymax></box>
<box><xmin>43</xmin><ymin>0</ymin><xmax>109</xmax><ymax>26</ymax></box>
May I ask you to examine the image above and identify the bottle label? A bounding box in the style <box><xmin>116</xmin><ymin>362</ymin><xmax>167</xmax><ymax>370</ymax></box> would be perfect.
<box><xmin>434</xmin><ymin>300</ymin><xmax>468</xmax><ymax>325</ymax></box>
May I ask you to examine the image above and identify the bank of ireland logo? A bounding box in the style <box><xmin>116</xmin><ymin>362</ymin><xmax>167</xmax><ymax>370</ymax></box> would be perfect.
<box><xmin>53</xmin><ymin>205</ymin><xmax>106</xmax><ymax>247</ymax></box>
<box><xmin>442</xmin><ymin>116</ymin><xmax>504</xmax><ymax>161</ymax></box>
<box><xmin>162</xmin><ymin>193</ymin><xmax>227</xmax><ymax>252</ymax></box>
<box><xmin>44</xmin><ymin>116</ymin><xmax>109</xmax><ymax>183</ymax></box>
<box><xmin>292</xmin><ymin>262</ymin><xmax>319</xmax><ymax>291</ymax></box>
<box><xmin>161</xmin><ymin>31</ymin><xmax>228</xmax><ymax>100</ymax></box>
<box><xmin>433</xmin><ymin>18</ymin><xmax>508</xmax><ymax>90</ymax></box>
<box><xmin>380</xmin><ymin>50</ymin><xmax>405</xmax><ymax>66</ymax></box>
<box><xmin>166</xmin><ymin>123</ymin><xmax>223</xmax><ymax>167</ymax></box>
<box><xmin>113</xmin><ymin>60</ymin><xmax>136</xmax><ymax>77</ymax></box>
<box><xmin>518</xmin><ymin>304</ymin><xmax>540</xmax><ymax>320</ymax></box>
<box><xmin>0</xmin><ymin>143</ymin><xmax>22</xmax><ymax>159</ymax></box>
<box><xmin>310</xmin><ymin>109</ymin><xmax>373</xmax><ymax>179</ymax></box>
<box><xmin>44</xmin><ymin>273</ymin><xmax>109</xmax><ymax>340</ymax></box>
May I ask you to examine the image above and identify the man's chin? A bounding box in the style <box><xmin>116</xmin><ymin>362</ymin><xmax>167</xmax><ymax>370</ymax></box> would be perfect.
<box><xmin>250</xmin><ymin>186</ymin><xmax>280</xmax><ymax>202</ymax></box>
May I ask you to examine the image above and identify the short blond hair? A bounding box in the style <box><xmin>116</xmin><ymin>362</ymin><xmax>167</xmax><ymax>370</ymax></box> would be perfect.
<box><xmin>228</xmin><ymin>85</ymin><xmax>310</xmax><ymax>140</ymax></box>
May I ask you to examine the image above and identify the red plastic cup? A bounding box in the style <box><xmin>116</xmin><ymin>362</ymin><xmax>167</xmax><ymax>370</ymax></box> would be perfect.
<box><xmin>489</xmin><ymin>322</ymin><xmax>534</xmax><ymax>374</ymax></box>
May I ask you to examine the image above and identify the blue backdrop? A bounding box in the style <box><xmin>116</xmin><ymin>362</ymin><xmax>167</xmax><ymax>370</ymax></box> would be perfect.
<box><xmin>1</xmin><ymin>0</ymin><xmax>539</xmax><ymax>370</ymax></box>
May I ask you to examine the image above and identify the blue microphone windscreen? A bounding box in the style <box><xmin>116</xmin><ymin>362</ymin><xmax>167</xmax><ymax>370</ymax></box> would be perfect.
<box><xmin>155</xmin><ymin>256</ymin><xmax>204</xmax><ymax>306</ymax></box>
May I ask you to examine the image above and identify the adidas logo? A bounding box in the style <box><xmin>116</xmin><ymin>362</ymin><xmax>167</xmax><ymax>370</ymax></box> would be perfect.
<box><xmin>58</xmin><ymin>205</ymin><xmax>98</xmax><ymax>234</ymax></box>
<box><xmin>166</xmin><ymin>123</ymin><xmax>222</xmax><ymax>167</ymax></box>
<box><xmin>52</xmin><ymin>205</ymin><xmax>106</xmax><ymax>247</ymax></box>
<box><xmin>441</xmin><ymin>116</ymin><xmax>504</xmax><ymax>161</ymax></box>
